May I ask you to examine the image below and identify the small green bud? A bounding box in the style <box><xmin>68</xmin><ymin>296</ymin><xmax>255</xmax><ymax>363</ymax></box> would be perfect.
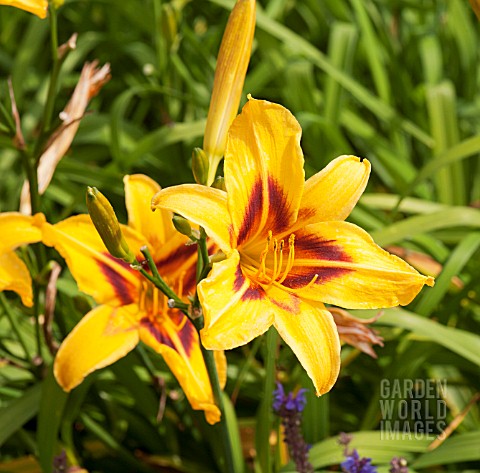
<box><xmin>86</xmin><ymin>187</ymin><xmax>136</xmax><ymax>264</ymax></box>
<box><xmin>191</xmin><ymin>147</ymin><xmax>210</xmax><ymax>186</ymax></box>
<box><xmin>172</xmin><ymin>215</ymin><xmax>193</xmax><ymax>238</ymax></box>
<box><xmin>211</xmin><ymin>176</ymin><xmax>226</xmax><ymax>191</ymax></box>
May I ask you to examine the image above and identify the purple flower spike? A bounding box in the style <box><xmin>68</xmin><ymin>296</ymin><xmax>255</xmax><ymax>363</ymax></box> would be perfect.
<box><xmin>273</xmin><ymin>383</ymin><xmax>313</xmax><ymax>473</ymax></box>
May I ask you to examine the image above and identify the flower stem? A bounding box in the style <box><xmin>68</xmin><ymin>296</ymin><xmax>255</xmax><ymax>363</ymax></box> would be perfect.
<box><xmin>21</xmin><ymin>149</ymin><xmax>41</xmax><ymax>214</ymax></box>
<box><xmin>192</xmin><ymin>314</ymin><xmax>235</xmax><ymax>473</ymax></box>
<box><xmin>137</xmin><ymin>240</ymin><xmax>235</xmax><ymax>472</ymax></box>
<box><xmin>33</xmin><ymin>4</ymin><xmax>60</xmax><ymax>161</ymax></box>
<box><xmin>138</xmin><ymin>246</ymin><xmax>190</xmax><ymax>312</ymax></box>
<box><xmin>256</xmin><ymin>327</ymin><xmax>278</xmax><ymax>473</ymax></box>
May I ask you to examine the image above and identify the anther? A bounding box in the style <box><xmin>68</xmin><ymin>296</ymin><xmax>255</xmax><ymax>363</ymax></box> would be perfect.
<box><xmin>286</xmin><ymin>273</ymin><xmax>319</xmax><ymax>294</ymax></box>
<box><xmin>303</xmin><ymin>273</ymin><xmax>319</xmax><ymax>290</ymax></box>
<box><xmin>167</xmin><ymin>299</ymin><xmax>176</xmax><ymax>309</ymax></box>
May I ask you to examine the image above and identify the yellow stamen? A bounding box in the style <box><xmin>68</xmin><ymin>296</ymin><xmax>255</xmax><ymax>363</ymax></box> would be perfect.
<box><xmin>256</xmin><ymin>230</ymin><xmax>272</xmax><ymax>279</ymax></box>
<box><xmin>177</xmin><ymin>270</ymin><xmax>186</xmax><ymax>298</ymax></box>
<box><xmin>252</xmin><ymin>231</ymin><xmax>299</xmax><ymax>288</ymax></box>
<box><xmin>283</xmin><ymin>273</ymin><xmax>319</xmax><ymax>294</ymax></box>
<box><xmin>175</xmin><ymin>315</ymin><xmax>188</xmax><ymax>332</ymax></box>
<box><xmin>270</xmin><ymin>239</ymin><xmax>278</xmax><ymax>284</ymax></box>
<box><xmin>277</xmin><ymin>240</ymin><xmax>285</xmax><ymax>280</ymax></box>
<box><xmin>277</xmin><ymin>234</ymin><xmax>296</xmax><ymax>284</ymax></box>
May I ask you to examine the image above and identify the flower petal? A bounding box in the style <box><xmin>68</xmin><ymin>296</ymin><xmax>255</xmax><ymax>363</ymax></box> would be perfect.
<box><xmin>42</xmin><ymin>215</ymin><xmax>144</xmax><ymax>306</ymax></box>
<box><xmin>297</xmin><ymin>155</ymin><xmax>370</xmax><ymax>226</ymax></box>
<box><xmin>198</xmin><ymin>250</ymin><xmax>274</xmax><ymax>349</ymax></box>
<box><xmin>54</xmin><ymin>304</ymin><xmax>140</xmax><ymax>391</ymax></box>
<box><xmin>281</xmin><ymin>221</ymin><xmax>434</xmax><ymax>309</ymax></box>
<box><xmin>154</xmin><ymin>235</ymin><xmax>199</xmax><ymax>295</ymax></box>
<box><xmin>272</xmin><ymin>293</ymin><xmax>341</xmax><ymax>395</ymax></box>
<box><xmin>124</xmin><ymin>174</ymin><xmax>176</xmax><ymax>249</ymax></box>
<box><xmin>0</xmin><ymin>0</ymin><xmax>48</xmax><ymax>18</ymax></box>
<box><xmin>225</xmin><ymin>98</ymin><xmax>305</xmax><ymax>246</ymax></box>
<box><xmin>152</xmin><ymin>184</ymin><xmax>232</xmax><ymax>252</ymax></box>
<box><xmin>0</xmin><ymin>212</ymin><xmax>44</xmax><ymax>253</ymax></box>
<box><xmin>0</xmin><ymin>251</ymin><xmax>34</xmax><ymax>306</ymax></box>
<box><xmin>139</xmin><ymin>312</ymin><xmax>221</xmax><ymax>424</ymax></box>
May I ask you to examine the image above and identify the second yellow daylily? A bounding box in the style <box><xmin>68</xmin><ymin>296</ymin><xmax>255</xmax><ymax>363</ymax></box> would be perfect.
<box><xmin>42</xmin><ymin>174</ymin><xmax>226</xmax><ymax>424</ymax></box>
<box><xmin>0</xmin><ymin>212</ymin><xmax>44</xmax><ymax>306</ymax></box>
<box><xmin>0</xmin><ymin>0</ymin><xmax>48</xmax><ymax>18</ymax></box>
<box><xmin>152</xmin><ymin>97</ymin><xmax>434</xmax><ymax>396</ymax></box>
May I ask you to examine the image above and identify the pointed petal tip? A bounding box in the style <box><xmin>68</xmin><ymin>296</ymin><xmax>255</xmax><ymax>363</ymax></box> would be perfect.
<box><xmin>32</xmin><ymin>212</ymin><xmax>46</xmax><ymax>226</ymax></box>
<box><xmin>53</xmin><ymin>359</ymin><xmax>78</xmax><ymax>393</ymax></box>
<box><xmin>203</xmin><ymin>405</ymin><xmax>222</xmax><ymax>425</ymax></box>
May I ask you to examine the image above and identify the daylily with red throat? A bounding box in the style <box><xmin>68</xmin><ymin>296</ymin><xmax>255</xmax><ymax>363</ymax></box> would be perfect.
<box><xmin>42</xmin><ymin>175</ymin><xmax>226</xmax><ymax>424</ymax></box>
<box><xmin>0</xmin><ymin>213</ymin><xmax>45</xmax><ymax>306</ymax></box>
<box><xmin>152</xmin><ymin>97</ymin><xmax>434</xmax><ymax>396</ymax></box>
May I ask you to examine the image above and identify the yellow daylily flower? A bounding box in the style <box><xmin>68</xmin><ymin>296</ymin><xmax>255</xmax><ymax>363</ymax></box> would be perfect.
<box><xmin>0</xmin><ymin>213</ymin><xmax>44</xmax><ymax>306</ymax></box>
<box><xmin>42</xmin><ymin>174</ymin><xmax>226</xmax><ymax>424</ymax></box>
<box><xmin>203</xmin><ymin>0</ymin><xmax>256</xmax><ymax>186</ymax></box>
<box><xmin>152</xmin><ymin>97</ymin><xmax>434</xmax><ymax>396</ymax></box>
<box><xmin>0</xmin><ymin>0</ymin><xmax>48</xmax><ymax>18</ymax></box>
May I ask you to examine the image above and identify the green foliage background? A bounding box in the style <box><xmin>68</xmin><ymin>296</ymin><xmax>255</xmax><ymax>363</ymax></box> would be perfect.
<box><xmin>0</xmin><ymin>0</ymin><xmax>479</xmax><ymax>472</ymax></box>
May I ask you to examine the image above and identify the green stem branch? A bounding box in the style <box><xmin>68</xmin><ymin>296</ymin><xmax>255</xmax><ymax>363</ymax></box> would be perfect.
<box><xmin>136</xmin><ymin>240</ymin><xmax>235</xmax><ymax>473</ymax></box>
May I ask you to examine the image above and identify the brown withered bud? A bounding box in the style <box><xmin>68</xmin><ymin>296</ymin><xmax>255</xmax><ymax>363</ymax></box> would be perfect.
<box><xmin>329</xmin><ymin>307</ymin><xmax>384</xmax><ymax>359</ymax></box>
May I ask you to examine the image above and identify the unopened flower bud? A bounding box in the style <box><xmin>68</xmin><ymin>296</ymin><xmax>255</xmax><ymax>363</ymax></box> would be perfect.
<box><xmin>172</xmin><ymin>215</ymin><xmax>193</xmax><ymax>238</ymax></box>
<box><xmin>211</xmin><ymin>176</ymin><xmax>226</xmax><ymax>191</ymax></box>
<box><xmin>203</xmin><ymin>0</ymin><xmax>256</xmax><ymax>186</ymax></box>
<box><xmin>86</xmin><ymin>187</ymin><xmax>136</xmax><ymax>264</ymax></box>
<box><xmin>191</xmin><ymin>147</ymin><xmax>209</xmax><ymax>185</ymax></box>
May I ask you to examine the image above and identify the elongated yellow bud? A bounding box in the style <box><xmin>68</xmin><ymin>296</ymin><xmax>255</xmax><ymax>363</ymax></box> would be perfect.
<box><xmin>86</xmin><ymin>187</ymin><xmax>136</xmax><ymax>264</ymax></box>
<box><xmin>203</xmin><ymin>0</ymin><xmax>256</xmax><ymax>186</ymax></box>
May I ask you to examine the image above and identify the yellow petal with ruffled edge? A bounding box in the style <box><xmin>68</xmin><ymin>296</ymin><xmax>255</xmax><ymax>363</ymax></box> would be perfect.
<box><xmin>0</xmin><ymin>252</ymin><xmax>34</xmax><ymax>306</ymax></box>
<box><xmin>152</xmin><ymin>184</ymin><xmax>232</xmax><ymax>253</ymax></box>
<box><xmin>0</xmin><ymin>213</ymin><xmax>44</xmax><ymax>306</ymax></box>
<box><xmin>271</xmin><ymin>292</ymin><xmax>341</xmax><ymax>396</ymax></box>
<box><xmin>139</xmin><ymin>313</ymin><xmax>221</xmax><ymax>424</ymax></box>
<box><xmin>124</xmin><ymin>174</ymin><xmax>176</xmax><ymax>250</ymax></box>
<box><xmin>0</xmin><ymin>0</ymin><xmax>47</xmax><ymax>18</ymax></box>
<box><xmin>199</xmin><ymin>250</ymin><xmax>275</xmax><ymax>350</ymax></box>
<box><xmin>0</xmin><ymin>212</ymin><xmax>44</xmax><ymax>253</ymax></box>
<box><xmin>54</xmin><ymin>304</ymin><xmax>140</xmax><ymax>391</ymax></box>
<box><xmin>42</xmin><ymin>215</ymin><xmax>145</xmax><ymax>306</ymax></box>
<box><xmin>297</xmin><ymin>155</ymin><xmax>370</xmax><ymax>226</ymax></box>
<box><xmin>280</xmin><ymin>221</ymin><xmax>434</xmax><ymax>309</ymax></box>
<box><xmin>224</xmin><ymin>97</ymin><xmax>305</xmax><ymax>247</ymax></box>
